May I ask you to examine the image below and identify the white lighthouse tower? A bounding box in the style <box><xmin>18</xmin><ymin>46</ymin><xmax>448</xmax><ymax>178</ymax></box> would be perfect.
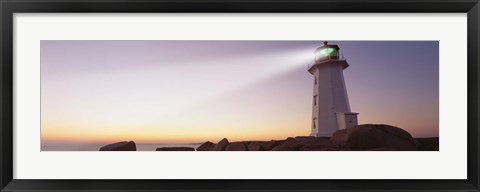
<box><xmin>309</xmin><ymin>41</ymin><xmax>358</xmax><ymax>137</ymax></box>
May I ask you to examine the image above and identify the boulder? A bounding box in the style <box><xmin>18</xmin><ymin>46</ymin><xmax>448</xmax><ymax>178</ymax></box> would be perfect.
<box><xmin>196</xmin><ymin>141</ymin><xmax>215</xmax><ymax>151</ymax></box>
<box><xmin>269</xmin><ymin>139</ymin><xmax>284</xmax><ymax>146</ymax></box>
<box><xmin>247</xmin><ymin>142</ymin><xmax>262</xmax><ymax>151</ymax></box>
<box><xmin>281</xmin><ymin>136</ymin><xmax>319</xmax><ymax>146</ymax></box>
<box><xmin>294</xmin><ymin>136</ymin><xmax>317</xmax><ymax>142</ymax></box>
<box><xmin>248</xmin><ymin>141</ymin><xmax>276</xmax><ymax>151</ymax></box>
<box><xmin>271</xmin><ymin>143</ymin><xmax>304</xmax><ymax>151</ymax></box>
<box><xmin>299</xmin><ymin>142</ymin><xmax>341</xmax><ymax>151</ymax></box>
<box><xmin>301</xmin><ymin>145</ymin><xmax>340</xmax><ymax>151</ymax></box>
<box><xmin>156</xmin><ymin>147</ymin><xmax>195</xmax><ymax>151</ymax></box>
<box><xmin>269</xmin><ymin>136</ymin><xmax>335</xmax><ymax>151</ymax></box>
<box><xmin>330</xmin><ymin>124</ymin><xmax>417</xmax><ymax>151</ymax></box>
<box><xmin>415</xmin><ymin>137</ymin><xmax>439</xmax><ymax>151</ymax></box>
<box><xmin>210</xmin><ymin>138</ymin><xmax>229</xmax><ymax>151</ymax></box>
<box><xmin>99</xmin><ymin>141</ymin><xmax>136</xmax><ymax>151</ymax></box>
<box><xmin>225</xmin><ymin>142</ymin><xmax>247</xmax><ymax>151</ymax></box>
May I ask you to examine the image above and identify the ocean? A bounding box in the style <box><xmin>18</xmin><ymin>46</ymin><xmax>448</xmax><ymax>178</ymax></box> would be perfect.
<box><xmin>41</xmin><ymin>143</ymin><xmax>202</xmax><ymax>151</ymax></box>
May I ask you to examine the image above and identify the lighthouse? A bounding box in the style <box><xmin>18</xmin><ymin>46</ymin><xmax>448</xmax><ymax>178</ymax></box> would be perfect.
<box><xmin>308</xmin><ymin>41</ymin><xmax>358</xmax><ymax>137</ymax></box>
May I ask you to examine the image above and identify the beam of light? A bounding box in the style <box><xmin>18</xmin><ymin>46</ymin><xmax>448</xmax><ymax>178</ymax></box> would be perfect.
<box><xmin>134</xmin><ymin>47</ymin><xmax>315</xmax><ymax>119</ymax></box>
<box><xmin>41</xmin><ymin>45</ymin><xmax>317</xmax><ymax>144</ymax></box>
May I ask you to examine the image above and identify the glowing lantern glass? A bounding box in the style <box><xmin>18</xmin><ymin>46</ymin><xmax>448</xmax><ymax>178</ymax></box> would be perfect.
<box><xmin>315</xmin><ymin>47</ymin><xmax>338</xmax><ymax>61</ymax></box>
<box><xmin>319</xmin><ymin>48</ymin><xmax>337</xmax><ymax>56</ymax></box>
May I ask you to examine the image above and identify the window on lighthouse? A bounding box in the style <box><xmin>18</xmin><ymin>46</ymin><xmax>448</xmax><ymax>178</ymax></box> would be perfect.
<box><xmin>314</xmin><ymin>95</ymin><xmax>317</xmax><ymax>105</ymax></box>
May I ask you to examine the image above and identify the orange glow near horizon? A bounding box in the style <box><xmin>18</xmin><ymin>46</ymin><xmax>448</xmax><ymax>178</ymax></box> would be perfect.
<box><xmin>41</xmin><ymin>118</ymin><xmax>309</xmax><ymax>144</ymax></box>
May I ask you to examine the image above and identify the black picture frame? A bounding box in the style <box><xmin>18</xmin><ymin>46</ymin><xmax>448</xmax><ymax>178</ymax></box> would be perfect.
<box><xmin>1</xmin><ymin>0</ymin><xmax>479</xmax><ymax>191</ymax></box>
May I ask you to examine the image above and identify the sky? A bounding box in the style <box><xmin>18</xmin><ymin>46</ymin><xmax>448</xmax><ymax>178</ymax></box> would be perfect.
<box><xmin>41</xmin><ymin>40</ymin><xmax>439</xmax><ymax>145</ymax></box>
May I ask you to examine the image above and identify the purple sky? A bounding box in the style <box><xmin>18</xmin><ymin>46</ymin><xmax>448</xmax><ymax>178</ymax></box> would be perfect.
<box><xmin>41</xmin><ymin>40</ymin><xmax>439</xmax><ymax>145</ymax></box>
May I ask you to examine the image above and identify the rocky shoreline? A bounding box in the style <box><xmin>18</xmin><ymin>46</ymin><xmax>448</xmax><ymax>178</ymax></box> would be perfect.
<box><xmin>99</xmin><ymin>124</ymin><xmax>439</xmax><ymax>151</ymax></box>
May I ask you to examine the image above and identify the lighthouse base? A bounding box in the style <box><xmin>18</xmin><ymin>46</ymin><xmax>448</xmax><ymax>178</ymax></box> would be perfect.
<box><xmin>310</xmin><ymin>112</ymin><xmax>359</xmax><ymax>137</ymax></box>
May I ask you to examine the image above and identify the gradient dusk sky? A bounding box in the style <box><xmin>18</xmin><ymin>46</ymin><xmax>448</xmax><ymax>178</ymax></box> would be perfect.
<box><xmin>41</xmin><ymin>41</ymin><xmax>439</xmax><ymax>145</ymax></box>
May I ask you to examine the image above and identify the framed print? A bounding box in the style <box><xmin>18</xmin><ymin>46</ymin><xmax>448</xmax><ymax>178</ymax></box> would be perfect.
<box><xmin>1</xmin><ymin>0</ymin><xmax>479</xmax><ymax>191</ymax></box>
